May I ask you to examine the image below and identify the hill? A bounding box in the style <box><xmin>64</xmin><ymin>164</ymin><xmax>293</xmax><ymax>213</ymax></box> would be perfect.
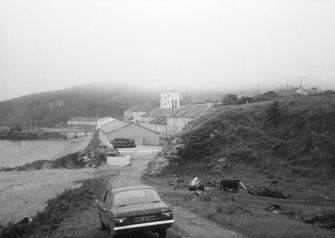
<box><xmin>169</xmin><ymin>94</ymin><xmax>335</xmax><ymax>200</ymax></box>
<box><xmin>0</xmin><ymin>83</ymin><xmax>157</xmax><ymax>127</ymax></box>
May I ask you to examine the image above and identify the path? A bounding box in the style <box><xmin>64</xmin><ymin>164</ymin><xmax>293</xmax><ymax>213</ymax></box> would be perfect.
<box><xmin>53</xmin><ymin>145</ymin><xmax>244</xmax><ymax>238</ymax></box>
<box><xmin>113</xmin><ymin>146</ymin><xmax>244</xmax><ymax>238</ymax></box>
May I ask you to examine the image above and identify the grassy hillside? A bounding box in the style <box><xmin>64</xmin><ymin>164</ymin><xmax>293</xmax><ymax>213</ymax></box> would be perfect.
<box><xmin>0</xmin><ymin>83</ymin><xmax>157</xmax><ymax>127</ymax></box>
<box><xmin>169</xmin><ymin>95</ymin><xmax>335</xmax><ymax>201</ymax></box>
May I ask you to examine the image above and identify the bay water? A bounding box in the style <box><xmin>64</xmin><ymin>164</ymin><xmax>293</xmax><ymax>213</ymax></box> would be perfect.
<box><xmin>0</xmin><ymin>140</ymin><xmax>69</xmax><ymax>167</ymax></box>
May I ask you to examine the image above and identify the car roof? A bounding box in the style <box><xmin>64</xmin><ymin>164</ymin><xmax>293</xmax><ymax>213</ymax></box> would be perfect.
<box><xmin>110</xmin><ymin>185</ymin><xmax>156</xmax><ymax>194</ymax></box>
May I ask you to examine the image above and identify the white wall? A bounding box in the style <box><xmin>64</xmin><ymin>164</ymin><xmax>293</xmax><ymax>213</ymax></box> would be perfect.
<box><xmin>160</xmin><ymin>92</ymin><xmax>180</xmax><ymax>108</ymax></box>
<box><xmin>167</xmin><ymin>117</ymin><xmax>194</xmax><ymax>137</ymax></box>
<box><xmin>104</xmin><ymin>124</ymin><xmax>160</xmax><ymax>146</ymax></box>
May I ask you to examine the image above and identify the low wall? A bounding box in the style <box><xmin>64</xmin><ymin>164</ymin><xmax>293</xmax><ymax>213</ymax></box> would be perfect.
<box><xmin>107</xmin><ymin>155</ymin><xmax>131</xmax><ymax>166</ymax></box>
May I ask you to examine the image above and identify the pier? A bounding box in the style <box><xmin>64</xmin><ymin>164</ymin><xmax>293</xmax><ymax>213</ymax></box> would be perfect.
<box><xmin>0</xmin><ymin>128</ymin><xmax>95</xmax><ymax>141</ymax></box>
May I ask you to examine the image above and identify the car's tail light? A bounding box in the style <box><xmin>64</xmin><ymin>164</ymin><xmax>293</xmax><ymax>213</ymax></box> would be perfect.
<box><xmin>162</xmin><ymin>212</ymin><xmax>173</xmax><ymax>219</ymax></box>
<box><xmin>115</xmin><ymin>218</ymin><xmax>127</xmax><ymax>224</ymax></box>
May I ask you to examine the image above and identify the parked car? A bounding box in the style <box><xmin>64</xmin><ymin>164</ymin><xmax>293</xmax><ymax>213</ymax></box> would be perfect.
<box><xmin>97</xmin><ymin>185</ymin><xmax>174</xmax><ymax>238</ymax></box>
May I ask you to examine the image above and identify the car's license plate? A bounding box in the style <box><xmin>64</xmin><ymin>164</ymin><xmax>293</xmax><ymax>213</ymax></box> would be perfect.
<box><xmin>134</xmin><ymin>215</ymin><xmax>155</xmax><ymax>223</ymax></box>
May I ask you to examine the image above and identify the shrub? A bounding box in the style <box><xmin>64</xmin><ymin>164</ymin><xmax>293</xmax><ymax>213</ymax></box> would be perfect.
<box><xmin>265</xmin><ymin>101</ymin><xmax>285</xmax><ymax>126</ymax></box>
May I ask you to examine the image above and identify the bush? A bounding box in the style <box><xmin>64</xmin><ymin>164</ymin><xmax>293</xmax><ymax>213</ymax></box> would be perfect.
<box><xmin>265</xmin><ymin>101</ymin><xmax>285</xmax><ymax>126</ymax></box>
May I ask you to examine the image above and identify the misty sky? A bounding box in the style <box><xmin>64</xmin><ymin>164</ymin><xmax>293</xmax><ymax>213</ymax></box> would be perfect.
<box><xmin>0</xmin><ymin>0</ymin><xmax>335</xmax><ymax>101</ymax></box>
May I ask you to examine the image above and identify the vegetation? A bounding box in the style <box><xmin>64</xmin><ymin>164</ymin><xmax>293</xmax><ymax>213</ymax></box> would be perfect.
<box><xmin>0</xmin><ymin>83</ymin><xmax>156</xmax><ymax>126</ymax></box>
<box><xmin>111</xmin><ymin>137</ymin><xmax>136</xmax><ymax>148</ymax></box>
<box><xmin>146</xmin><ymin>94</ymin><xmax>335</xmax><ymax>237</ymax></box>
<box><xmin>172</xmin><ymin>95</ymin><xmax>335</xmax><ymax>197</ymax></box>
<box><xmin>0</xmin><ymin>176</ymin><xmax>110</xmax><ymax>238</ymax></box>
<box><xmin>144</xmin><ymin>175</ymin><xmax>335</xmax><ymax>238</ymax></box>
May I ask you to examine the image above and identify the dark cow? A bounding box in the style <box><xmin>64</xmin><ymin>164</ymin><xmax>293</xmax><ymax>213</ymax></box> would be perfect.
<box><xmin>219</xmin><ymin>179</ymin><xmax>241</xmax><ymax>192</ymax></box>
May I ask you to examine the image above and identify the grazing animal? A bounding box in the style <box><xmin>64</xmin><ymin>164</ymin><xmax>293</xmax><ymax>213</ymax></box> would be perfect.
<box><xmin>219</xmin><ymin>179</ymin><xmax>241</xmax><ymax>192</ymax></box>
<box><xmin>188</xmin><ymin>179</ymin><xmax>205</xmax><ymax>199</ymax></box>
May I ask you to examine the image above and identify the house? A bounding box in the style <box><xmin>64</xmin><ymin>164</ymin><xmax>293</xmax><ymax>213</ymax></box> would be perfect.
<box><xmin>0</xmin><ymin>126</ymin><xmax>10</xmax><ymax>132</ymax></box>
<box><xmin>67</xmin><ymin>117</ymin><xmax>99</xmax><ymax>129</ymax></box>
<box><xmin>98</xmin><ymin>121</ymin><xmax>160</xmax><ymax>146</ymax></box>
<box><xmin>166</xmin><ymin>104</ymin><xmax>214</xmax><ymax>137</ymax></box>
<box><xmin>141</xmin><ymin>104</ymin><xmax>214</xmax><ymax>138</ymax></box>
<box><xmin>123</xmin><ymin>92</ymin><xmax>215</xmax><ymax>139</ymax></box>
<box><xmin>295</xmin><ymin>88</ymin><xmax>309</xmax><ymax>96</ymax></box>
<box><xmin>85</xmin><ymin>117</ymin><xmax>99</xmax><ymax>126</ymax></box>
<box><xmin>67</xmin><ymin>117</ymin><xmax>99</xmax><ymax>126</ymax></box>
<box><xmin>306</xmin><ymin>87</ymin><xmax>322</xmax><ymax>95</ymax></box>
<box><xmin>147</xmin><ymin>116</ymin><xmax>168</xmax><ymax>138</ymax></box>
<box><xmin>160</xmin><ymin>92</ymin><xmax>180</xmax><ymax>108</ymax></box>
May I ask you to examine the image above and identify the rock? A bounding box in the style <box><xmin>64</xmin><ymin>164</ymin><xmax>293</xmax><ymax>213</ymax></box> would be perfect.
<box><xmin>146</xmin><ymin>144</ymin><xmax>184</xmax><ymax>175</ymax></box>
<box><xmin>42</xmin><ymin>161</ymin><xmax>52</xmax><ymax>169</ymax></box>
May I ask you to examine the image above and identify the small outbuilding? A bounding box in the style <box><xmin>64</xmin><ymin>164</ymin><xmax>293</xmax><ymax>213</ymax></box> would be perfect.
<box><xmin>98</xmin><ymin>121</ymin><xmax>160</xmax><ymax>146</ymax></box>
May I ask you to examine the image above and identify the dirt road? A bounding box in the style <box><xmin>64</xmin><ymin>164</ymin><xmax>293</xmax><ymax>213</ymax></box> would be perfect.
<box><xmin>53</xmin><ymin>146</ymin><xmax>243</xmax><ymax>238</ymax></box>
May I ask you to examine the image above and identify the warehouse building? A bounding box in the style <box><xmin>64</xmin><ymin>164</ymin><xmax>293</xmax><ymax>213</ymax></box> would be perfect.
<box><xmin>98</xmin><ymin>121</ymin><xmax>160</xmax><ymax>146</ymax></box>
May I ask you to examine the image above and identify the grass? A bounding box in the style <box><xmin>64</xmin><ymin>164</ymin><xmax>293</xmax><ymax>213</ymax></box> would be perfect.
<box><xmin>144</xmin><ymin>175</ymin><xmax>335</xmax><ymax>238</ymax></box>
<box><xmin>0</xmin><ymin>175</ymin><xmax>111</xmax><ymax>238</ymax></box>
<box><xmin>165</xmin><ymin>95</ymin><xmax>335</xmax><ymax>202</ymax></box>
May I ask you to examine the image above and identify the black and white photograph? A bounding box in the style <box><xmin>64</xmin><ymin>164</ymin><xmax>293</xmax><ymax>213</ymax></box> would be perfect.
<box><xmin>0</xmin><ymin>0</ymin><xmax>334</xmax><ymax>237</ymax></box>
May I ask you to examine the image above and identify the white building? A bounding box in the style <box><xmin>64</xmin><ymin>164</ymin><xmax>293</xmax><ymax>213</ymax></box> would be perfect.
<box><xmin>96</xmin><ymin>117</ymin><xmax>117</xmax><ymax>129</ymax></box>
<box><xmin>142</xmin><ymin>104</ymin><xmax>214</xmax><ymax>138</ymax></box>
<box><xmin>67</xmin><ymin>117</ymin><xmax>99</xmax><ymax>126</ymax></box>
<box><xmin>160</xmin><ymin>92</ymin><xmax>180</xmax><ymax>109</ymax></box>
<box><xmin>123</xmin><ymin>92</ymin><xmax>214</xmax><ymax>139</ymax></box>
<box><xmin>98</xmin><ymin>121</ymin><xmax>160</xmax><ymax>146</ymax></box>
<box><xmin>124</xmin><ymin>102</ymin><xmax>154</xmax><ymax>123</ymax></box>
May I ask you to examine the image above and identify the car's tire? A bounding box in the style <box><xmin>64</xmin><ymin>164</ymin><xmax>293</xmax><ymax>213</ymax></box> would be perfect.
<box><xmin>98</xmin><ymin>214</ymin><xmax>107</xmax><ymax>230</ymax></box>
<box><xmin>158</xmin><ymin>229</ymin><xmax>167</xmax><ymax>238</ymax></box>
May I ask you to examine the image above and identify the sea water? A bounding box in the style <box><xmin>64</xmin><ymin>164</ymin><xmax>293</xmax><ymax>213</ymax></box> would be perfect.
<box><xmin>0</xmin><ymin>140</ymin><xmax>69</xmax><ymax>167</ymax></box>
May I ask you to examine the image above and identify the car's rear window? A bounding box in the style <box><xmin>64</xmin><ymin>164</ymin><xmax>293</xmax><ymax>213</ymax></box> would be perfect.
<box><xmin>114</xmin><ymin>189</ymin><xmax>161</xmax><ymax>205</ymax></box>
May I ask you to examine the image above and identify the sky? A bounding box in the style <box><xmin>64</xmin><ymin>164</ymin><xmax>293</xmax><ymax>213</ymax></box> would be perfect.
<box><xmin>0</xmin><ymin>0</ymin><xmax>335</xmax><ymax>101</ymax></box>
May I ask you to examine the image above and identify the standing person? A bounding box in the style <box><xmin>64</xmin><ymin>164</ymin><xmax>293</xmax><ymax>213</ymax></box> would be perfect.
<box><xmin>190</xmin><ymin>176</ymin><xmax>199</xmax><ymax>187</ymax></box>
<box><xmin>173</xmin><ymin>175</ymin><xmax>181</xmax><ymax>190</ymax></box>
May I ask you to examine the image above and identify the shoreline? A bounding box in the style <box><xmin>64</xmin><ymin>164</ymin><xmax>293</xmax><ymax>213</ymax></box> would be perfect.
<box><xmin>51</xmin><ymin>136</ymin><xmax>93</xmax><ymax>160</ymax></box>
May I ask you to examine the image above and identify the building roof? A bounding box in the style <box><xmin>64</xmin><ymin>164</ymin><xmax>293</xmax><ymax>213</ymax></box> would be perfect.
<box><xmin>100</xmin><ymin>120</ymin><xmax>159</xmax><ymax>135</ymax></box>
<box><xmin>85</xmin><ymin>117</ymin><xmax>99</xmax><ymax>123</ymax></box>
<box><xmin>124</xmin><ymin>102</ymin><xmax>154</xmax><ymax>112</ymax></box>
<box><xmin>150</xmin><ymin>116</ymin><xmax>167</xmax><ymax>125</ymax></box>
<box><xmin>295</xmin><ymin>88</ymin><xmax>309</xmax><ymax>95</ymax></box>
<box><xmin>142</xmin><ymin>108</ymin><xmax>180</xmax><ymax>117</ymax></box>
<box><xmin>143</xmin><ymin>104</ymin><xmax>214</xmax><ymax>119</ymax></box>
<box><xmin>99</xmin><ymin>121</ymin><xmax>132</xmax><ymax>133</ymax></box>
<box><xmin>170</xmin><ymin>104</ymin><xmax>214</xmax><ymax>118</ymax></box>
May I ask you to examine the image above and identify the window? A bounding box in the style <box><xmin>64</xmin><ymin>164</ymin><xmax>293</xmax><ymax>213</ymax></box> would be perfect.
<box><xmin>108</xmin><ymin>193</ymin><xmax>113</xmax><ymax>206</ymax></box>
<box><xmin>114</xmin><ymin>189</ymin><xmax>161</xmax><ymax>205</ymax></box>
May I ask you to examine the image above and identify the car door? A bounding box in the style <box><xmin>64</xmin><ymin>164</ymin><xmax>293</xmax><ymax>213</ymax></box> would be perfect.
<box><xmin>98</xmin><ymin>191</ymin><xmax>109</xmax><ymax>226</ymax></box>
<box><xmin>106</xmin><ymin>192</ymin><xmax>115</xmax><ymax>231</ymax></box>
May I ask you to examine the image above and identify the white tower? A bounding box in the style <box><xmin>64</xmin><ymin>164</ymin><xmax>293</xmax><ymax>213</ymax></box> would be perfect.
<box><xmin>160</xmin><ymin>92</ymin><xmax>180</xmax><ymax>109</ymax></box>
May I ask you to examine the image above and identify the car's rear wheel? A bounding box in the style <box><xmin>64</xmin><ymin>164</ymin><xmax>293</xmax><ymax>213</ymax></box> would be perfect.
<box><xmin>158</xmin><ymin>229</ymin><xmax>167</xmax><ymax>238</ymax></box>
<box><xmin>98</xmin><ymin>214</ymin><xmax>107</xmax><ymax>230</ymax></box>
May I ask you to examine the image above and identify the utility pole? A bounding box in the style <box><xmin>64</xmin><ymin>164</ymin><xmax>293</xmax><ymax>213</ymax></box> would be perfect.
<box><xmin>297</xmin><ymin>76</ymin><xmax>304</xmax><ymax>96</ymax></box>
<box><xmin>257</xmin><ymin>84</ymin><xmax>260</xmax><ymax>94</ymax></box>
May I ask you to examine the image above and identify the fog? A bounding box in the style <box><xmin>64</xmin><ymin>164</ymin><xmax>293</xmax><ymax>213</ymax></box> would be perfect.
<box><xmin>1</xmin><ymin>0</ymin><xmax>335</xmax><ymax>101</ymax></box>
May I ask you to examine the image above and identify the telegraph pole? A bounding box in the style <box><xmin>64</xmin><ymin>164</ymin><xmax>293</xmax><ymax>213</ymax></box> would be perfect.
<box><xmin>297</xmin><ymin>76</ymin><xmax>304</xmax><ymax>95</ymax></box>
